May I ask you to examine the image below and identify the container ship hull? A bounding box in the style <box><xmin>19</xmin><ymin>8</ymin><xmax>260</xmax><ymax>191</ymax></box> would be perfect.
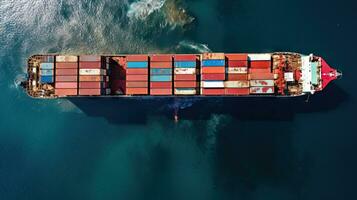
<box><xmin>23</xmin><ymin>53</ymin><xmax>341</xmax><ymax>98</ymax></box>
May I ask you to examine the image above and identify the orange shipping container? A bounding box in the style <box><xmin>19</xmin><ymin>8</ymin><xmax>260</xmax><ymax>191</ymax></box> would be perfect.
<box><xmin>79</xmin><ymin>89</ymin><xmax>101</xmax><ymax>95</ymax></box>
<box><xmin>201</xmin><ymin>67</ymin><xmax>225</xmax><ymax>74</ymax></box>
<box><xmin>249</xmin><ymin>68</ymin><xmax>271</xmax><ymax>74</ymax></box>
<box><xmin>174</xmin><ymin>81</ymin><xmax>197</xmax><ymax>88</ymax></box>
<box><xmin>150</xmin><ymin>82</ymin><xmax>172</xmax><ymax>88</ymax></box>
<box><xmin>249</xmin><ymin>73</ymin><xmax>275</xmax><ymax>80</ymax></box>
<box><xmin>201</xmin><ymin>73</ymin><xmax>225</xmax><ymax>80</ymax></box>
<box><xmin>126</xmin><ymin>75</ymin><xmax>148</xmax><ymax>81</ymax></box>
<box><xmin>126</xmin><ymin>88</ymin><xmax>148</xmax><ymax>95</ymax></box>
<box><xmin>150</xmin><ymin>62</ymin><xmax>172</xmax><ymax>68</ymax></box>
<box><xmin>56</xmin><ymin>68</ymin><xmax>78</xmax><ymax>75</ymax></box>
<box><xmin>201</xmin><ymin>88</ymin><xmax>225</xmax><ymax>95</ymax></box>
<box><xmin>250</xmin><ymin>61</ymin><xmax>271</xmax><ymax>68</ymax></box>
<box><xmin>126</xmin><ymin>55</ymin><xmax>148</xmax><ymax>62</ymax></box>
<box><xmin>55</xmin><ymin>82</ymin><xmax>78</xmax><ymax>89</ymax></box>
<box><xmin>225</xmin><ymin>88</ymin><xmax>250</xmax><ymax>95</ymax></box>
<box><xmin>126</xmin><ymin>68</ymin><xmax>148</xmax><ymax>75</ymax></box>
<box><xmin>126</xmin><ymin>81</ymin><xmax>148</xmax><ymax>88</ymax></box>
<box><xmin>56</xmin><ymin>62</ymin><xmax>78</xmax><ymax>69</ymax></box>
<box><xmin>202</xmin><ymin>53</ymin><xmax>225</xmax><ymax>60</ymax></box>
<box><xmin>227</xmin><ymin>74</ymin><xmax>249</xmax><ymax>81</ymax></box>
<box><xmin>79</xmin><ymin>75</ymin><xmax>103</xmax><ymax>82</ymax></box>
<box><xmin>174</xmin><ymin>74</ymin><xmax>196</xmax><ymax>81</ymax></box>
<box><xmin>225</xmin><ymin>54</ymin><xmax>248</xmax><ymax>60</ymax></box>
<box><xmin>150</xmin><ymin>55</ymin><xmax>172</xmax><ymax>62</ymax></box>
<box><xmin>150</xmin><ymin>88</ymin><xmax>172</xmax><ymax>95</ymax></box>
<box><xmin>55</xmin><ymin>89</ymin><xmax>77</xmax><ymax>96</ymax></box>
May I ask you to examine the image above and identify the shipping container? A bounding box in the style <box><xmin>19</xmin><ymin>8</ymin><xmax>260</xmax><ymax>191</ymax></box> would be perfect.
<box><xmin>40</xmin><ymin>63</ymin><xmax>54</xmax><ymax>70</ymax></box>
<box><xmin>79</xmin><ymin>89</ymin><xmax>101</xmax><ymax>96</ymax></box>
<box><xmin>249</xmin><ymin>68</ymin><xmax>271</xmax><ymax>74</ymax></box>
<box><xmin>126</xmin><ymin>55</ymin><xmax>148</xmax><ymax>62</ymax></box>
<box><xmin>126</xmin><ymin>75</ymin><xmax>148</xmax><ymax>81</ymax></box>
<box><xmin>225</xmin><ymin>54</ymin><xmax>248</xmax><ymax>60</ymax></box>
<box><xmin>79</xmin><ymin>69</ymin><xmax>106</xmax><ymax>75</ymax></box>
<box><xmin>201</xmin><ymin>81</ymin><xmax>224</xmax><ymax>88</ymax></box>
<box><xmin>56</xmin><ymin>62</ymin><xmax>78</xmax><ymax>69</ymax></box>
<box><xmin>202</xmin><ymin>59</ymin><xmax>225</xmax><ymax>66</ymax></box>
<box><xmin>79</xmin><ymin>82</ymin><xmax>105</xmax><ymax>89</ymax></box>
<box><xmin>174</xmin><ymin>61</ymin><xmax>196</xmax><ymax>68</ymax></box>
<box><xmin>79</xmin><ymin>75</ymin><xmax>104</xmax><ymax>82</ymax></box>
<box><xmin>40</xmin><ymin>56</ymin><xmax>55</xmax><ymax>63</ymax></box>
<box><xmin>174</xmin><ymin>74</ymin><xmax>196</xmax><ymax>81</ymax></box>
<box><xmin>126</xmin><ymin>88</ymin><xmax>148</xmax><ymax>95</ymax></box>
<box><xmin>201</xmin><ymin>67</ymin><xmax>225</xmax><ymax>74</ymax></box>
<box><xmin>55</xmin><ymin>82</ymin><xmax>78</xmax><ymax>89</ymax></box>
<box><xmin>55</xmin><ymin>88</ymin><xmax>78</xmax><ymax>96</ymax></box>
<box><xmin>40</xmin><ymin>75</ymin><xmax>53</xmax><ymax>83</ymax></box>
<box><xmin>225</xmin><ymin>88</ymin><xmax>250</xmax><ymax>95</ymax></box>
<box><xmin>56</xmin><ymin>68</ymin><xmax>78</xmax><ymax>75</ymax></box>
<box><xmin>201</xmin><ymin>73</ymin><xmax>225</xmax><ymax>81</ymax></box>
<box><xmin>126</xmin><ymin>68</ymin><xmax>148</xmax><ymax>75</ymax></box>
<box><xmin>79</xmin><ymin>62</ymin><xmax>102</xmax><ymax>69</ymax></box>
<box><xmin>248</xmin><ymin>54</ymin><xmax>271</xmax><ymax>61</ymax></box>
<box><xmin>224</xmin><ymin>81</ymin><xmax>250</xmax><ymax>88</ymax></box>
<box><xmin>150</xmin><ymin>68</ymin><xmax>172</xmax><ymax>75</ymax></box>
<box><xmin>56</xmin><ymin>76</ymin><xmax>78</xmax><ymax>82</ymax></box>
<box><xmin>40</xmin><ymin>69</ymin><xmax>53</xmax><ymax>76</ymax></box>
<box><xmin>126</xmin><ymin>81</ymin><xmax>148</xmax><ymax>88</ymax></box>
<box><xmin>150</xmin><ymin>88</ymin><xmax>172</xmax><ymax>95</ymax></box>
<box><xmin>127</xmin><ymin>61</ymin><xmax>148</xmax><ymax>68</ymax></box>
<box><xmin>150</xmin><ymin>82</ymin><xmax>172</xmax><ymax>88</ymax></box>
<box><xmin>56</xmin><ymin>55</ymin><xmax>78</xmax><ymax>62</ymax></box>
<box><xmin>250</xmin><ymin>80</ymin><xmax>275</xmax><ymax>87</ymax></box>
<box><xmin>174</xmin><ymin>55</ymin><xmax>197</xmax><ymax>61</ymax></box>
<box><xmin>201</xmin><ymin>88</ymin><xmax>225</xmax><ymax>95</ymax></box>
<box><xmin>249</xmin><ymin>73</ymin><xmax>275</xmax><ymax>80</ymax></box>
<box><xmin>150</xmin><ymin>55</ymin><xmax>172</xmax><ymax>62</ymax></box>
<box><xmin>150</xmin><ymin>75</ymin><xmax>172</xmax><ymax>82</ymax></box>
<box><xmin>250</xmin><ymin>87</ymin><xmax>275</xmax><ymax>94</ymax></box>
<box><xmin>174</xmin><ymin>88</ymin><xmax>197</xmax><ymax>95</ymax></box>
<box><xmin>174</xmin><ymin>68</ymin><xmax>196</xmax><ymax>75</ymax></box>
<box><xmin>227</xmin><ymin>67</ymin><xmax>248</xmax><ymax>74</ymax></box>
<box><xmin>174</xmin><ymin>81</ymin><xmax>197</xmax><ymax>88</ymax></box>
<box><xmin>150</xmin><ymin>62</ymin><xmax>172</xmax><ymax>68</ymax></box>
<box><xmin>250</xmin><ymin>61</ymin><xmax>271</xmax><ymax>68</ymax></box>
<box><xmin>228</xmin><ymin>60</ymin><xmax>248</xmax><ymax>67</ymax></box>
<box><xmin>79</xmin><ymin>55</ymin><xmax>101</xmax><ymax>62</ymax></box>
<box><xmin>202</xmin><ymin>53</ymin><xmax>225</xmax><ymax>60</ymax></box>
<box><xmin>226</xmin><ymin>74</ymin><xmax>249</xmax><ymax>81</ymax></box>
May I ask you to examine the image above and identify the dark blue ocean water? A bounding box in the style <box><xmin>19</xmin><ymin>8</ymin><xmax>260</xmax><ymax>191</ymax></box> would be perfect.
<box><xmin>1</xmin><ymin>0</ymin><xmax>357</xmax><ymax>199</ymax></box>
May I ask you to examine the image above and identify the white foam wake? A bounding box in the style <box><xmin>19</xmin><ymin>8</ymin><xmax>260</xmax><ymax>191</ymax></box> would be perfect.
<box><xmin>177</xmin><ymin>40</ymin><xmax>212</xmax><ymax>53</ymax></box>
<box><xmin>127</xmin><ymin>0</ymin><xmax>166</xmax><ymax>20</ymax></box>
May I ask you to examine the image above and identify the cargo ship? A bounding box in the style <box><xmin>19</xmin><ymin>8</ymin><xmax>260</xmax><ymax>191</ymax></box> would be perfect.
<box><xmin>23</xmin><ymin>52</ymin><xmax>341</xmax><ymax>98</ymax></box>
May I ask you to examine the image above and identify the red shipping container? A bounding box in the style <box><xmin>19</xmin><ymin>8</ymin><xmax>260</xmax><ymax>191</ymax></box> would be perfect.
<box><xmin>174</xmin><ymin>81</ymin><xmax>197</xmax><ymax>88</ymax></box>
<box><xmin>201</xmin><ymin>73</ymin><xmax>225</xmax><ymax>80</ymax></box>
<box><xmin>126</xmin><ymin>81</ymin><xmax>148</xmax><ymax>88</ymax></box>
<box><xmin>250</xmin><ymin>73</ymin><xmax>274</xmax><ymax>80</ymax></box>
<box><xmin>79</xmin><ymin>89</ymin><xmax>101</xmax><ymax>95</ymax></box>
<box><xmin>126</xmin><ymin>68</ymin><xmax>148</xmax><ymax>75</ymax></box>
<box><xmin>174</xmin><ymin>54</ymin><xmax>197</xmax><ymax>61</ymax></box>
<box><xmin>126</xmin><ymin>75</ymin><xmax>148</xmax><ymax>81</ymax></box>
<box><xmin>126</xmin><ymin>88</ymin><xmax>148</xmax><ymax>95</ymax></box>
<box><xmin>56</xmin><ymin>62</ymin><xmax>78</xmax><ymax>69</ymax></box>
<box><xmin>126</xmin><ymin>55</ymin><xmax>148</xmax><ymax>62</ymax></box>
<box><xmin>225</xmin><ymin>54</ymin><xmax>248</xmax><ymax>60</ymax></box>
<box><xmin>56</xmin><ymin>68</ymin><xmax>78</xmax><ymax>75</ymax></box>
<box><xmin>79</xmin><ymin>62</ymin><xmax>102</xmax><ymax>69</ymax></box>
<box><xmin>227</xmin><ymin>74</ymin><xmax>249</xmax><ymax>81</ymax></box>
<box><xmin>79</xmin><ymin>82</ymin><xmax>103</xmax><ymax>89</ymax></box>
<box><xmin>250</xmin><ymin>61</ymin><xmax>271</xmax><ymax>68</ymax></box>
<box><xmin>55</xmin><ymin>89</ymin><xmax>78</xmax><ymax>96</ymax></box>
<box><xmin>150</xmin><ymin>82</ymin><xmax>172</xmax><ymax>88</ymax></box>
<box><xmin>228</xmin><ymin>60</ymin><xmax>248</xmax><ymax>67</ymax></box>
<box><xmin>201</xmin><ymin>67</ymin><xmax>225</xmax><ymax>74</ymax></box>
<box><xmin>55</xmin><ymin>82</ymin><xmax>78</xmax><ymax>89</ymax></box>
<box><xmin>150</xmin><ymin>62</ymin><xmax>172</xmax><ymax>68</ymax></box>
<box><xmin>225</xmin><ymin>88</ymin><xmax>250</xmax><ymax>95</ymax></box>
<box><xmin>201</xmin><ymin>88</ymin><xmax>225</xmax><ymax>95</ymax></box>
<box><xmin>55</xmin><ymin>76</ymin><xmax>78</xmax><ymax>82</ymax></box>
<box><xmin>150</xmin><ymin>55</ymin><xmax>172</xmax><ymax>62</ymax></box>
<box><xmin>249</xmin><ymin>68</ymin><xmax>271</xmax><ymax>74</ymax></box>
<box><xmin>174</xmin><ymin>74</ymin><xmax>196</xmax><ymax>81</ymax></box>
<box><xmin>150</xmin><ymin>88</ymin><xmax>172</xmax><ymax>95</ymax></box>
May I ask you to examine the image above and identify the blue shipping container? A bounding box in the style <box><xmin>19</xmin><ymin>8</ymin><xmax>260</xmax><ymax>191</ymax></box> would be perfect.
<box><xmin>202</xmin><ymin>60</ymin><xmax>225</xmax><ymax>66</ymax></box>
<box><xmin>41</xmin><ymin>69</ymin><xmax>54</xmax><ymax>76</ymax></box>
<box><xmin>151</xmin><ymin>68</ymin><xmax>172</xmax><ymax>75</ymax></box>
<box><xmin>150</xmin><ymin>75</ymin><xmax>172</xmax><ymax>82</ymax></box>
<box><xmin>40</xmin><ymin>75</ymin><xmax>54</xmax><ymax>83</ymax></box>
<box><xmin>40</xmin><ymin>63</ymin><xmax>54</xmax><ymax>70</ymax></box>
<box><xmin>174</xmin><ymin>61</ymin><xmax>196</xmax><ymax>68</ymax></box>
<box><xmin>127</xmin><ymin>61</ymin><xmax>148</xmax><ymax>68</ymax></box>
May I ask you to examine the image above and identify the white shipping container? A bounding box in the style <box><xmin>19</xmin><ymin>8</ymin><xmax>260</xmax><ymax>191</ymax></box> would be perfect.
<box><xmin>248</xmin><ymin>54</ymin><xmax>271</xmax><ymax>61</ymax></box>
<box><xmin>174</xmin><ymin>89</ymin><xmax>197</xmax><ymax>95</ymax></box>
<box><xmin>174</xmin><ymin>68</ymin><xmax>196</xmax><ymax>74</ymax></box>
<box><xmin>201</xmin><ymin>81</ymin><xmax>224</xmax><ymax>88</ymax></box>
<box><xmin>250</xmin><ymin>87</ymin><xmax>275</xmax><ymax>94</ymax></box>
<box><xmin>250</xmin><ymin>80</ymin><xmax>275</xmax><ymax>87</ymax></box>
<box><xmin>56</xmin><ymin>55</ymin><xmax>78</xmax><ymax>62</ymax></box>
<box><xmin>227</xmin><ymin>67</ymin><xmax>248</xmax><ymax>74</ymax></box>
<box><xmin>224</xmin><ymin>81</ymin><xmax>250</xmax><ymax>88</ymax></box>
<box><xmin>79</xmin><ymin>69</ymin><xmax>106</xmax><ymax>75</ymax></box>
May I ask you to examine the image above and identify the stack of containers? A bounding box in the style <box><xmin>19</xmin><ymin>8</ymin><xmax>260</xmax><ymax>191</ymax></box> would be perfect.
<box><xmin>173</xmin><ymin>54</ymin><xmax>198</xmax><ymax>95</ymax></box>
<box><xmin>248</xmin><ymin>54</ymin><xmax>275</xmax><ymax>95</ymax></box>
<box><xmin>55</xmin><ymin>55</ymin><xmax>78</xmax><ymax>97</ymax></box>
<box><xmin>200</xmin><ymin>53</ymin><xmax>226</xmax><ymax>95</ymax></box>
<box><xmin>79</xmin><ymin>55</ymin><xmax>107</xmax><ymax>96</ymax></box>
<box><xmin>39</xmin><ymin>56</ymin><xmax>55</xmax><ymax>84</ymax></box>
<box><xmin>125</xmin><ymin>55</ymin><xmax>149</xmax><ymax>95</ymax></box>
<box><xmin>150</xmin><ymin>55</ymin><xmax>173</xmax><ymax>95</ymax></box>
<box><xmin>224</xmin><ymin>54</ymin><xmax>250</xmax><ymax>95</ymax></box>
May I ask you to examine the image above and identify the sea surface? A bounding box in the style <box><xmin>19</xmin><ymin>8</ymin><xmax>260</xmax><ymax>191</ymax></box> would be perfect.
<box><xmin>0</xmin><ymin>0</ymin><xmax>357</xmax><ymax>199</ymax></box>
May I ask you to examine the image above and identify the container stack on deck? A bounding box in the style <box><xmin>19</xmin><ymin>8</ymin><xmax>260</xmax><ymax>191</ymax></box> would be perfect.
<box><xmin>150</xmin><ymin>55</ymin><xmax>173</xmax><ymax>95</ymax></box>
<box><xmin>224</xmin><ymin>54</ymin><xmax>250</xmax><ymax>95</ymax></box>
<box><xmin>39</xmin><ymin>56</ymin><xmax>55</xmax><ymax>84</ymax></box>
<box><xmin>173</xmin><ymin>55</ymin><xmax>198</xmax><ymax>95</ymax></box>
<box><xmin>78</xmin><ymin>55</ymin><xmax>108</xmax><ymax>96</ymax></box>
<box><xmin>125</xmin><ymin>55</ymin><xmax>149</xmax><ymax>95</ymax></box>
<box><xmin>248</xmin><ymin>54</ymin><xmax>275</xmax><ymax>94</ymax></box>
<box><xmin>200</xmin><ymin>53</ymin><xmax>226</xmax><ymax>95</ymax></box>
<box><xmin>55</xmin><ymin>56</ymin><xmax>78</xmax><ymax>97</ymax></box>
